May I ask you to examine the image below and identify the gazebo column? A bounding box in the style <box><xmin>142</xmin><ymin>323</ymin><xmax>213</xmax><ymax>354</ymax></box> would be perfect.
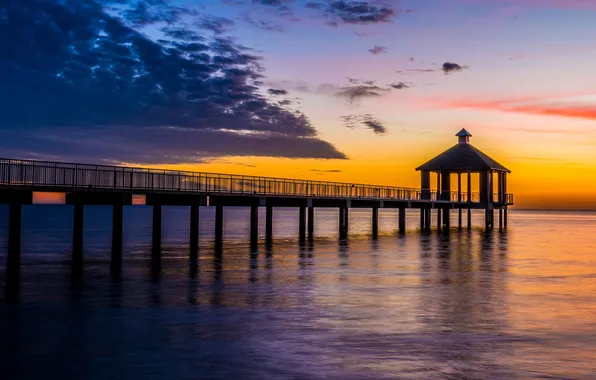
<box><xmin>467</xmin><ymin>172</ymin><xmax>472</xmax><ymax>229</ymax></box>
<box><xmin>457</xmin><ymin>173</ymin><xmax>462</xmax><ymax>229</ymax></box>
<box><xmin>479</xmin><ymin>170</ymin><xmax>489</xmax><ymax>205</ymax></box>
<box><xmin>421</xmin><ymin>170</ymin><xmax>431</xmax><ymax>200</ymax></box>
<box><xmin>441</xmin><ymin>171</ymin><xmax>450</xmax><ymax>228</ymax></box>
<box><xmin>420</xmin><ymin>170</ymin><xmax>431</xmax><ymax>228</ymax></box>
<box><xmin>503</xmin><ymin>173</ymin><xmax>508</xmax><ymax>228</ymax></box>
<box><xmin>441</xmin><ymin>171</ymin><xmax>451</xmax><ymax>201</ymax></box>
<box><xmin>436</xmin><ymin>172</ymin><xmax>441</xmax><ymax>201</ymax></box>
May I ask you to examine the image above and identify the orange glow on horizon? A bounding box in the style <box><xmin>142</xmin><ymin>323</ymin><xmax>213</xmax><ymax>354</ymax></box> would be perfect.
<box><xmin>33</xmin><ymin>192</ymin><xmax>65</xmax><ymax>204</ymax></box>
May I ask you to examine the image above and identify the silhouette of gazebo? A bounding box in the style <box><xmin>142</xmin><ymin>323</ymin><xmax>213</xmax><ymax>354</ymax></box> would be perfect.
<box><xmin>415</xmin><ymin>129</ymin><xmax>511</xmax><ymax>229</ymax></box>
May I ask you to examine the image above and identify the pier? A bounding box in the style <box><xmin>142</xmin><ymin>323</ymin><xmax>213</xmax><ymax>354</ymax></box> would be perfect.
<box><xmin>1</xmin><ymin>130</ymin><xmax>512</xmax><ymax>292</ymax></box>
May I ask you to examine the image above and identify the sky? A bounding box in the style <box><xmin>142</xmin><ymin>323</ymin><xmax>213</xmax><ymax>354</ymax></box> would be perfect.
<box><xmin>3</xmin><ymin>0</ymin><xmax>596</xmax><ymax>209</ymax></box>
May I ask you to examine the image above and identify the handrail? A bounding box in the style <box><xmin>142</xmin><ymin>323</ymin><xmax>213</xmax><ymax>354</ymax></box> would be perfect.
<box><xmin>0</xmin><ymin>158</ymin><xmax>513</xmax><ymax>204</ymax></box>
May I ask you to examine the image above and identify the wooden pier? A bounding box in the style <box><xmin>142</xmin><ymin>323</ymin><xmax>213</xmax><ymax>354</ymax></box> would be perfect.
<box><xmin>1</xmin><ymin>130</ymin><xmax>512</xmax><ymax>293</ymax></box>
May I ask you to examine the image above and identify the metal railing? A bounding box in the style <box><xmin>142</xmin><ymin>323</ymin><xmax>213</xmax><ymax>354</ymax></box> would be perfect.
<box><xmin>0</xmin><ymin>158</ymin><xmax>513</xmax><ymax>204</ymax></box>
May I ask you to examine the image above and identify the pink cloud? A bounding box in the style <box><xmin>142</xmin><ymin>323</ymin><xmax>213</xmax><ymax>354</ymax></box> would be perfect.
<box><xmin>462</xmin><ymin>0</ymin><xmax>596</xmax><ymax>9</ymax></box>
<box><xmin>438</xmin><ymin>95</ymin><xmax>596</xmax><ymax>121</ymax></box>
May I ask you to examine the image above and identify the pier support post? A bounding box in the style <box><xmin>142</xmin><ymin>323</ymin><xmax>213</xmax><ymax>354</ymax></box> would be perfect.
<box><xmin>398</xmin><ymin>207</ymin><xmax>406</xmax><ymax>234</ymax></box>
<box><xmin>265</xmin><ymin>205</ymin><xmax>273</xmax><ymax>243</ymax></box>
<box><xmin>152</xmin><ymin>204</ymin><xmax>162</xmax><ymax>260</ymax></box>
<box><xmin>420</xmin><ymin>209</ymin><xmax>424</xmax><ymax>229</ymax></box>
<box><xmin>111</xmin><ymin>203</ymin><xmax>123</xmax><ymax>271</ymax></box>
<box><xmin>299</xmin><ymin>205</ymin><xmax>306</xmax><ymax>242</ymax></box>
<box><xmin>6</xmin><ymin>202</ymin><xmax>22</xmax><ymax>296</ymax></box>
<box><xmin>190</xmin><ymin>204</ymin><xmax>199</xmax><ymax>257</ymax></box>
<box><xmin>307</xmin><ymin>206</ymin><xmax>314</xmax><ymax>241</ymax></box>
<box><xmin>339</xmin><ymin>207</ymin><xmax>348</xmax><ymax>238</ymax></box>
<box><xmin>485</xmin><ymin>209</ymin><xmax>494</xmax><ymax>230</ymax></box>
<box><xmin>250</xmin><ymin>205</ymin><xmax>259</xmax><ymax>247</ymax></box>
<box><xmin>437</xmin><ymin>208</ymin><xmax>442</xmax><ymax>231</ymax></box>
<box><xmin>504</xmin><ymin>209</ymin><xmax>508</xmax><ymax>229</ymax></box>
<box><xmin>425</xmin><ymin>208</ymin><xmax>431</xmax><ymax>231</ymax></box>
<box><xmin>371</xmin><ymin>207</ymin><xmax>379</xmax><ymax>237</ymax></box>
<box><xmin>72</xmin><ymin>203</ymin><xmax>84</xmax><ymax>267</ymax></box>
<box><xmin>458</xmin><ymin>209</ymin><xmax>462</xmax><ymax>229</ymax></box>
<box><xmin>467</xmin><ymin>209</ymin><xmax>472</xmax><ymax>229</ymax></box>
<box><xmin>499</xmin><ymin>209</ymin><xmax>503</xmax><ymax>230</ymax></box>
<box><xmin>443</xmin><ymin>208</ymin><xmax>450</xmax><ymax>230</ymax></box>
<box><xmin>215</xmin><ymin>205</ymin><xmax>224</xmax><ymax>249</ymax></box>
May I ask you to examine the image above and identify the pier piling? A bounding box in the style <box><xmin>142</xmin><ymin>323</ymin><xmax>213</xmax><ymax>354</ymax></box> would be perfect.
<box><xmin>215</xmin><ymin>204</ymin><xmax>224</xmax><ymax>249</ymax></box>
<box><xmin>307</xmin><ymin>206</ymin><xmax>314</xmax><ymax>241</ymax></box>
<box><xmin>111</xmin><ymin>203</ymin><xmax>123</xmax><ymax>271</ymax></box>
<box><xmin>443</xmin><ymin>208</ymin><xmax>450</xmax><ymax>230</ymax></box>
<box><xmin>299</xmin><ymin>206</ymin><xmax>306</xmax><ymax>241</ymax></box>
<box><xmin>458</xmin><ymin>209</ymin><xmax>462</xmax><ymax>229</ymax></box>
<box><xmin>398</xmin><ymin>207</ymin><xmax>406</xmax><ymax>234</ymax></box>
<box><xmin>265</xmin><ymin>205</ymin><xmax>273</xmax><ymax>243</ymax></box>
<box><xmin>72</xmin><ymin>203</ymin><xmax>84</xmax><ymax>267</ymax></box>
<box><xmin>190</xmin><ymin>204</ymin><xmax>199</xmax><ymax>257</ymax></box>
<box><xmin>250</xmin><ymin>205</ymin><xmax>259</xmax><ymax>247</ymax></box>
<box><xmin>152</xmin><ymin>204</ymin><xmax>162</xmax><ymax>259</ymax></box>
<box><xmin>372</xmin><ymin>207</ymin><xmax>379</xmax><ymax>237</ymax></box>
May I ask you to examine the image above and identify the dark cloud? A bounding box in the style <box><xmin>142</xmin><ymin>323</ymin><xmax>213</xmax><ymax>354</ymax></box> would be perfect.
<box><xmin>267</xmin><ymin>78</ymin><xmax>410</xmax><ymax>103</ymax></box>
<box><xmin>368</xmin><ymin>45</ymin><xmax>387</xmax><ymax>55</ymax></box>
<box><xmin>238</xmin><ymin>13</ymin><xmax>287</xmax><ymax>32</ymax></box>
<box><xmin>268</xmin><ymin>88</ymin><xmax>289</xmax><ymax>95</ymax></box>
<box><xmin>442</xmin><ymin>62</ymin><xmax>468</xmax><ymax>74</ymax></box>
<box><xmin>230</xmin><ymin>0</ymin><xmax>399</xmax><ymax>26</ymax></box>
<box><xmin>389</xmin><ymin>81</ymin><xmax>410</xmax><ymax>89</ymax></box>
<box><xmin>105</xmin><ymin>0</ymin><xmax>198</xmax><ymax>27</ymax></box>
<box><xmin>341</xmin><ymin>114</ymin><xmax>387</xmax><ymax>135</ymax></box>
<box><xmin>0</xmin><ymin>0</ymin><xmax>345</xmax><ymax>164</ymax></box>
<box><xmin>306</xmin><ymin>1</ymin><xmax>397</xmax><ymax>24</ymax></box>
<box><xmin>334</xmin><ymin>78</ymin><xmax>410</xmax><ymax>103</ymax></box>
<box><xmin>336</xmin><ymin>85</ymin><xmax>387</xmax><ymax>103</ymax></box>
<box><xmin>311</xmin><ymin>169</ymin><xmax>342</xmax><ymax>173</ymax></box>
<box><xmin>198</xmin><ymin>15</ymin><xmax>235</xmax><ymax>34</ymax></box>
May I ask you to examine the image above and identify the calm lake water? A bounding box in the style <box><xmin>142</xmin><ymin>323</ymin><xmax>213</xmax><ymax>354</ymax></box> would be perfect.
<box><xmin>1</xmin><ymin>206</ymin><xmax>596</xmax><ymax>379</ymax></box>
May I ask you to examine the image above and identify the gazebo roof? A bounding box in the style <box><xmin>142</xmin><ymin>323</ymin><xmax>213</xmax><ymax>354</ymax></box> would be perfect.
<box><xmin>416</xmin><ymin>130</ymin><xmax>510</xmax><ymax>173</ymax></box>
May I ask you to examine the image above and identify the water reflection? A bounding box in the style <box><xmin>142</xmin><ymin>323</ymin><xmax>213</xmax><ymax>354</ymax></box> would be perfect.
<box><xmin>4</xmin><ymin>209</ymin><xmax>596</xmax><ymax>378</ymax></box>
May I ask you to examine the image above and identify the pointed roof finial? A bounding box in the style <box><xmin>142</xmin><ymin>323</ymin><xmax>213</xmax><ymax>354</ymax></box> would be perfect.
<box><xmin>456</xmin><ymin>128</ymin><xmax>471</xmax><ymax>144</ymax></box>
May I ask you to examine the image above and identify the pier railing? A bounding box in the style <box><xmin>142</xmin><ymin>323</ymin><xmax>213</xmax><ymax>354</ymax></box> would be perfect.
<box><xmin>0</xmin><ymin>158</ymin><xmax>512</xmax><ymax>204</ymax></box>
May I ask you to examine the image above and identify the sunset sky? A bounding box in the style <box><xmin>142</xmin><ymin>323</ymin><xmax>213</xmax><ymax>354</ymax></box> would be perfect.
<box><xmin>3</xmin><ymin>0</ymin><xmax>596</xmax><ymax>209</ymax></box>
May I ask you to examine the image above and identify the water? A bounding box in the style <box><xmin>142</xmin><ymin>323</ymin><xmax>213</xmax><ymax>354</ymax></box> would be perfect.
<box><xmin>1</xmin><ymin>207</ymin><xmax>596</xmax><ymax>379</ymax></box>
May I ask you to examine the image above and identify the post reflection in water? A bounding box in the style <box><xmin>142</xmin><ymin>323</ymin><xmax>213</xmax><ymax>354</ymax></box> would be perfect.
<box><xmin>2</xmin><ymin>207</ymin><xmax>596</xmax><ymax>379</ymax></box>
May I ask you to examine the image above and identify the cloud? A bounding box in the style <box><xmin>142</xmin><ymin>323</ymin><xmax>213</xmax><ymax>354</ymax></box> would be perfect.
<box><xmin>341</xmin><ymin>114</ymin><xmax>388</xmax><ymax>134</ymax></box>
<box><xmin>442</xmin><ymin>62</ymin><xmax>469</xmax><ymax>73</ymax></box>
<box><xmin>198</xmin><ymin>15</ymin><xmax>235</xmax><ymax>34</ymax></box>
<box><xmin>306</xmin><ymin>1</ymin><xmax>397</xmax><ymax>24</ymax></box>
<box><xmin>268</xmin><ymin>88</ymin><xmax>289</xmax><ymax>95</ymax></box>
<box><xmin>462</xmin><ymin>0</ymin><xmax>596</xmax><ymax>10</ymax></box>
<box><xmin>441</xmin><ymin>96</ymin><xmax>596</xmax><ymax>122</ymax></box>
<box><xmin>0</xmin><ymin>0</ymin><xmax>345</xmax><ymax>164</ymax></box>
<box><xmin>335</xmin><ymin>85</ymin><xmax>387</xmax><ymax>103</ymax></box>
<box><xmin>311</xmin><ymin>169</ymin><xmax>342</xmax><ymax>173</ymax></box>
<box><xmin>389</xmin><ymin>82</ymin><xmax>410</xmax><ymax>89</ymax></box>
<box><xmin>238</xmin><ymin>13</ymin><xmax>287</xmax><ymax>32</ymax></box>
<box><xmin>368</xmin><ymin>45</ymin><xmax>388</xmax><ymax>54</ymax></box>
<box><xmin>267</xmin><ymin>78</ymin><xmax>410</xmax><ymax>104</ymax></box>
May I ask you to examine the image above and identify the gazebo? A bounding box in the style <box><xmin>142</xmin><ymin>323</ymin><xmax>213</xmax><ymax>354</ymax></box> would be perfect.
<box><xmin>415</xmin><ymin>129</ymin><xmax>512</xmax><ymax>230</ymax></box>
